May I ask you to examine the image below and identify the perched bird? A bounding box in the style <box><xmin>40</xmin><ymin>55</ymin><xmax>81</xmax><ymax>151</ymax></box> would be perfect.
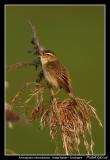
<box><xmin>39</xmin><ymin>50</ymin><xmax>77</xmax><ymax>105</ymax></box>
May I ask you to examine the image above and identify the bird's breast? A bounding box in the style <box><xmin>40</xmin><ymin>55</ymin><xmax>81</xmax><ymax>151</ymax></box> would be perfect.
<box><xmin>42</xmin><ymin>66</ymin><xmax>59</xmax><ymax>88</ymax></box>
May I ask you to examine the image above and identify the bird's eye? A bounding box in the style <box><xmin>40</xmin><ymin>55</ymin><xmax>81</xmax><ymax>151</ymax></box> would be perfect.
<box><xmin>45</xmin><ymin>53</ymin><xmax>53</xmax><ymax>56</ymax></box>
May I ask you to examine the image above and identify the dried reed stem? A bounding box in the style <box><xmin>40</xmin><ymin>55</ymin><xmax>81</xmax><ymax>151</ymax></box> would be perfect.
<box><xmin>62</xmin><ymin>133</ymin><xmax>69</xmax><ymax>155</ymax></box>
<box><xmin>10</xmin><ymin>81</ymin><xmax>36</xmax><ymax>108</ymax></box>
<box><xmin>28</xmin><ymin>20</ymin><xmax>41</xmax><ymax>55</ymax></box>
<box><xmin>6</xmin><ymin>61</ymin><xmax>35</xmax><ymax>71</ymax></box>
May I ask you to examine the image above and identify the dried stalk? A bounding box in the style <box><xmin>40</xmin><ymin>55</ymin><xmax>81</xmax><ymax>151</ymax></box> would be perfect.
<box><xmin>28</xmin><ymin>20</ymin><xmax>41</xmax><ymax>55</ymax></box>
<box><xmin>62</xmin><ymin>133</ymin><xmax>69</xmax><ymax>155</ymax></box>
<box><xmin>6</xmin><ymin>61</ymin><xmax>35</xmax><ymax>71</ymax></box>
<box><xmin>46</xmin><ymin>97</ymin><xmax>102</xmax><ymax>154</ymax></box>
<box><xmin>10</xmin><ymin>81</ymin><xmax>36</xmax><ymax>108</ymax></box>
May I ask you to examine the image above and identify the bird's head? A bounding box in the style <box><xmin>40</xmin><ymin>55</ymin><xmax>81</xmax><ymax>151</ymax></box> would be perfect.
<box><xmin>40</xmin><ymin>50</ymin><xmax>57</xmax><ymax>64</ymax></box>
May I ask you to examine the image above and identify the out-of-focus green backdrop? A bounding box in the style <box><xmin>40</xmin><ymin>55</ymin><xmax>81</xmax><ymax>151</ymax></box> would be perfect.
<box><xmin>6</xmin><ymin>5</ymin><xmax>104</xmax><ymax>154</ymax></box>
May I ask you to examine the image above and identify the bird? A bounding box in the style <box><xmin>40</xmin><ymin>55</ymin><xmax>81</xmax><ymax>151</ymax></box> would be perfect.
<box><xmin>39</xmin><ymin>50</ymin><xmax>77</xmax><ymax>105</ymax></box>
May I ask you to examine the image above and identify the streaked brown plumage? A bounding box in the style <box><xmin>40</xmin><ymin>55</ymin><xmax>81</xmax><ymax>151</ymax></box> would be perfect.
<box><xmin>45</xmin><ymin>60</ymin><xmax>72</xmax><ymax>93</ymax></box>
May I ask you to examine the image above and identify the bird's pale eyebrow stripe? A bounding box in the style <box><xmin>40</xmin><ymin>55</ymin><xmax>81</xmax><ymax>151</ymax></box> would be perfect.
<box><xmin>45</xmin><ymin>52</ymin><xmax>54</xmax><ymax>56</ymax></box>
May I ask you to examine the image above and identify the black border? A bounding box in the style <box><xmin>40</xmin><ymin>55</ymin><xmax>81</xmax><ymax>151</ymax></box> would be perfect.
<box><xmin>1</xmin><ymin>1</ymin><xmax>109</xmax><ymax>160</ymax></box>
<box><xmin>106</xmin><ymin>1</ymin><xmax>109</xmax><ymax>158</ymax></box>
<box><xmin>0</xmin><ymin>1</ymin><xmax>4</xmax><ymax>159</ymax></box>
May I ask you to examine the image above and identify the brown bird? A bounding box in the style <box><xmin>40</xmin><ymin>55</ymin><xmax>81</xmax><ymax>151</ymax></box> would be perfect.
<box><xmin>39</xmin><ymin>50</ymin><xmax>77</xmax><ymax>105</ymax></box>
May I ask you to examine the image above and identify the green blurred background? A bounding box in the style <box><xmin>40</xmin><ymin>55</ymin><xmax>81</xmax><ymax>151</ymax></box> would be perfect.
<box><xmin>5</xmin><ymin>5</ymin><xmax>105</xmax><ymax>155</ymax></box>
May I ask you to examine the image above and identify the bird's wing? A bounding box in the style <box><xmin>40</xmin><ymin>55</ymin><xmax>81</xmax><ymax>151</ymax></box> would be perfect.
<box><xmin>58</xmin><ymin>63</ymin><xmax>72</xmax><ymax>93</ymax></box>
<box><xmin>47</xmin><ymin>60</ymin><xmax>72</xmax><ymax>93</ymax></box>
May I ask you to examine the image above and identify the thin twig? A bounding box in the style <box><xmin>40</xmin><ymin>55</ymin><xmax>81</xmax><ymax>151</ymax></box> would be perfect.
<box><xmin>6</xmin><ymin>61</ymin><xmax>35</xmax><ymax>71</ymax></box>
<box><xmin>62</xmin><ymin>133</ymin><xmax>69</xmax><ymax>155</ymax></box>
<box><xmin>50</xmin><ymin>91</ymin><xmax>69</xmax><ymax>155</ymax></box>
<box><xmin>28</xmin><ymin>20</ymin><xmax>41</xmax><ymax>55</ymax></box>
<box><xmin>10</xmin><ymin>81</ymin><xmax>36</xmax><ymax>108</ymax></box>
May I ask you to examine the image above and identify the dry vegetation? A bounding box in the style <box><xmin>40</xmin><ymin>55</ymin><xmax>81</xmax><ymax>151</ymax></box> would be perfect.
<box><xmin>6</xmin><ymin>82</ymin><xmax>102</xmax><ymax>154</ymax></box>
